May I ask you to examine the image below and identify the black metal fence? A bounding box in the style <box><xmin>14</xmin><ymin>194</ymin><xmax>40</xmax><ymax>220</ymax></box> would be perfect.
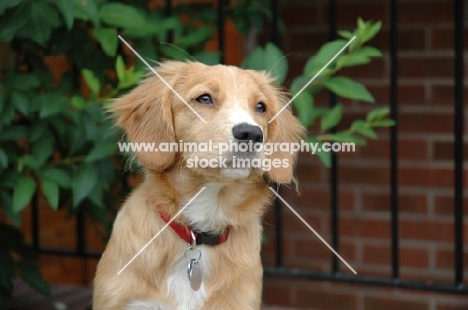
<box><xmin>30</xmin><ymin>0</ymin><xmax>466</xmax><ymax>295</ymax></box>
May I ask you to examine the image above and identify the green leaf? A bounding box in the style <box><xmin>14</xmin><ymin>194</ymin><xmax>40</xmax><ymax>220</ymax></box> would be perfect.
<box><xmin>73</xmin><ymin>0</ymin><xmax>99</xmax><ymax>26</ymax></box>
<box><xmin>194</xmin><ymin>52</ymin><xmax>221</xmax><ymax>65</ymax></box>
<box><xmin>0</xmin><ymin>0</ymin><xmax>22</xmax><ymax>15</ymax></box>
<box><xmin>10</xmin><ymin>90</ymin><xmax>29</xmax><ymax>115</ymax></box>
<box><xmin>305</xmin><ymin>40</ymin><xmax>348</xmax><ymax>75</ymax></box>
<box><xmin>54</xmin><ymin>0</ymin><xmax>75</xmax><ymax>30</ymax></box>
<box><xmin>0</xmin><ymin>148</ymin><xmax>7</xmax><ymax>169</ymax></box>
<box><xmin>42</xmin><ymin>180</ymin><xmax>58</xmax><ymax>210</ymax></box>
<box><xmin>85</xmin><ymin>142</ymin><xmax>116</xmax><ymax>163</ymax></box>
<box><xmin>0</xmin><ymin>3</ymin><xmax>29</xmax><ymax>42</ymax></box>
<box><xmin>99</xmin><ymin>3</ymin><xmax>145</xmax><ymax>29</ymax></box>
<box><xmin>15</xmin><ymin>2</ymin><xmax>60</xmax><ymax>46</ymax></box>
<box><xmin>351</xmin><ymin>120</ymin><xmax>378</xmax><ymax>139</ymax></box>
<box><xmin>241</xmin><ymin>47</ymin><xmax>264</xmax><ymax>71</ymax></box>
<box><xmin>71</xmin><ymin>95</ymin><xmax>87</xmax><ymax>109</ymax></box>
<box><xmin>10</xmin><ymin>74</ymin><xmax>40</xmax><ymax>91</ymax></box>
<box><xmin>355</xmin><ymin>46</ymin><xmax>382</xmax><ymax>57</ymax></box>
<box><xmin>94</xmin><ymin>28</ymin><xmax>118</xmax><ymax>57</ymax></box>
<box><xmin>292</xmin><ymin>91</ymin><xmax>314</xmax><ymax>127</ymax></box>
<box><xmin>30</xmin><ymin>123</ymin><xmax>48</xmax><ymax>141</ymax></box>
<box><xmin>363</xmin><ymin>21</ymin><xmax>382</xmax><ymax>42</ymax></box>
<box><xmin>321</xmin><ymin>104</ymin><xmax>343</xmax><ymax>132</ymax></box>
<box><xmin>72</xmin><ymin>165</ymin><xmax>97</xmax><ymax>208</ymax></box>
<box><xmin>115</xmin><ymin>56</ymin><xmax>125</xmax><ymax>82</ymax></box>
<box><xmin>41</xmin><ymin>168</ymin><xmax>71</xmax><ymax>188</ymax></box>
<box><xmin>264</xmin><ymin>43</ymin><xmax>288</xmax><ymax>84</ymax></box>
<box><xmin>39</xmin><ymin>94</ymin><xmax>69</xmax><ymax>118</ymax></box>
<box><xmin>0</xmin><ymin>125</ymin><xmax>29</xmax><ymax>141</ymax></box>
<box><xmin>366</xmin><ymin>107</ymin><xmax>390</xmax><ymax>122</ymax></box>
<box><xmin>17</xmin><ymin>261</ymin><xmax>50</xmax><ymax>296</ymax></box>
<box><xmin>13</xmin><ymin>176</ymin><xmax>36</xmax><ymax>213</ymax></box>
<box><xmin>31</xmin><ymin>134</ymin><xmax>54</xmax><ymax>166</ymax></box>
<box><xmin>316</xmin><ymin>150</ymin><xmax>332</xmax><ymax>168</ymax></box>
<box><xmin>371</xmin><ymin>119</ymin><xmax>395</xmax><ymax>127</ymax></box>
<box><xmin>176</xmin><ymin>26</ymin><xmax>214</xmax><ymax>47</ymax></box>
<box><xmin>324</xmin><ymin>76</ymin><xmax>374</xmax><ymax>103</ymax></box>
<box><xmin>328</xmin><ymin>132</ymin><xmax>366</xmax><ymax>146</ymax></box>
<box><xmin>337</xmin><ymin>54</ymin><xmax>370</xmax><ymax>68</ymax></box>
<box><xmin>338</xmin><ymin>30</ymin><xmax>354</xmax><ymax>40</ymax></box>
<box><xmin>82</xmin><ymin>69</ymin><xmax>101</xmax><ymax>96</ymax></box>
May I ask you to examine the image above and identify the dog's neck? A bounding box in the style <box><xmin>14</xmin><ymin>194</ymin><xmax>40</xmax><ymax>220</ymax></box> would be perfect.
<box><xmin>145</xmin><ymin>169</ymin><xmax>270</xmax><ymax>233</ymax></box>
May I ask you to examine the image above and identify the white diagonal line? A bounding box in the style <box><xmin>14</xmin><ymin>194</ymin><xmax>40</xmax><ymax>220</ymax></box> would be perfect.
<box><xmin>269</xmin><ymin>187</ymin><xmax>357</xmax><ymax>274</ymax></box>
<box><xmin>117</xmin><ymin>187</ymin><xmax>206</xmax><ymax>275</ymax></box>
<box><xmin>268</xmin><ymin>36</ymin><xmax>356</xmax><ymax>123</ymax></box>
<box><xmin>118</xmin><ymin>35</ymin><xmax>207</xmax><ymax>123</ymax></box>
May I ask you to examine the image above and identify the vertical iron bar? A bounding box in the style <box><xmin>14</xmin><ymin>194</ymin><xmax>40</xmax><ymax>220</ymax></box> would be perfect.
<box><xmin>275</xmin><ymin>187</ymin><xmax>283</xmax><ymax>268</ymax></box>
<box><xmin>31</xmin><ymin>193</ymin><xmax>40</xmax><ymax>250</ymax></box>
<box><xmin>329</xmin><ymin>0</ymin><xmax>339</xmax><ymax>274</ymax></box>
<box><xmin>271</xmin><ymin>0</ymin><xmax>279</xmax><ymax>45</ymax></box>
<box><xmin>165</xmin><ymin>0</ymin><xmax>173</xmax><ymax>43</ymax></box>
<box><xmin>271</xmin><ymin>0</ymin><xmax>283</xmax><ymax>269</ymax></box>
<box><xmin>76</xmin><ymin>210</ymin><xmax>86</xmax><ymax>254</ymax></box>
<box><xmin>218</xmin><ymin>0</ymin><xmax>225</xmax><ymax>64</ymax></box>
<box><xmin>454</xmin><ymin>0</ymin><xmax>464</xmax><ymax>287</ymax></box>
<box><xmin>389</xmin><ymin>0</ymin><xmax>400</xmax><ymax>280</ymax></box>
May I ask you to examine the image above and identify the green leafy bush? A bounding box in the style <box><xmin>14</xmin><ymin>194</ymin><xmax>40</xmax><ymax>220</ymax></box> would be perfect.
<box><xmin>242</xmin><ymin>18</ymin><xmax>393</xmax><ymax>167</ymax></box>
<box><xmin>0</xmin><ymin>0</ymin><xmax>390</xmax><ymax>308</ymax></box>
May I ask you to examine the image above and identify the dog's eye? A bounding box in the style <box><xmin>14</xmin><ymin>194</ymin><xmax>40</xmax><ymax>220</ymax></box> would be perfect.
<box><xmin>195</xmin><ymin>94</ymin><xmax>213</xmax><ymax>105</ymax></box>
<box><xmin>255</xmin><ymin>102</ymin><xmax>266</xmax><ymax>113</ymax></box>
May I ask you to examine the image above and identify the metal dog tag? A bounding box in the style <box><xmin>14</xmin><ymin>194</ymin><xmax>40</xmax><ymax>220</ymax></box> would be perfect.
<box><xmin>187</xmin><ymin>258</ymin><xmax>203</xmax><ymax>291</ymax></box>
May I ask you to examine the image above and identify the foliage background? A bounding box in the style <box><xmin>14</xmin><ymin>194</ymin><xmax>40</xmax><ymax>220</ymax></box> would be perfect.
<box><xmin>0</xmin><ymin>0</ymin><xmax>390</xmax><ymax>308</ymax></box>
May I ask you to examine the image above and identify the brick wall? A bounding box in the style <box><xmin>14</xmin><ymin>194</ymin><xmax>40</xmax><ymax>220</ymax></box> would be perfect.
<box><xmin>262</xmin><ymin>0</ymin><xmax>468</xmax><ymax>309</ymax></box>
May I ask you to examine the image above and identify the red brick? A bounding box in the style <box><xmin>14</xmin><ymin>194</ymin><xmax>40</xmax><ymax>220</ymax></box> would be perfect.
<box><xmin>358</xmin><ymin>139</ymin><xmax>428</xmax><ymax>160</ymax></box>
<box><xmin>363</xmin><ymin>244</ymin><xmax>391</xmax><ymax>265</ymax></box>
<box><xmin>295</xmin><ymin>157</ymin><xmax>322</xmax><ymax>183</ymax></box>
<box><xmin>340</xmin><ymin>57</ymin><xmax>387</xmax><ymax>79</ymax></box>
<box><xmin>283</xmin><ymin>2</ymin><xmax>320</xmax><ymax>28</ymax></box>
<box><xmin>400</xmin><ymin>247</ymin><xmax>430</xmax><ymax>268</ymax></box>
<box><xmin>400</xmin><ymin>220</ymin><xmax>454</xmax><ymax>242</ymax></box>
<box><xmin>287</xmin><ymin>187</ymin><xmax>356</xmax><ymax>211</ymax></box>
<box><xmin>399</xmin><ymin>56</ymin><xmax>454</xmax><ymax>78</ymax></box>
<box><xmin>436</xmin><ymin>304</ymin><xmax>468</xmax><ymax>310</ymax></box>
<box><xmin>431</xmin><ymin>28</ymin><xmax>468</xmax><ymax>50</ymax></box>
<box><xmin>335</xmin><ymin>2</ymin><xmax>388</xmax><ymax>26</ymax></box>
<box><xmin>364</xmin><ymin>296</ymin><xmax>429</xmax><ymax>310</ymax></box>
<box><xmin>262</xmin><ymin>281</ymin><xmax>294</xmax><ymax>307</ymax></box>
<box><xmin>400</xmin><ymin>1</ymin><xmax>453</xmax><ymax>24</ymax></box>
<box><xmin>283</xmin><ymin>212</ymin><xmax>323</xmax><ymax>234</ymax></box>
<box><xmin>435</xmin><ymin>249</ymin><xmax>468</xmax><ymax>270</ymax></box>
<box><xmin>399</xmin><ymin>167</ymin><xmax>453</xmax><ymax>188</ymax></box>
<box><xmin>294</xmin><ymin>238</ymin><xmax>333</xmax><ymax>261</ymax></box>
<box><xmin>287</xmin><ymin>30</ymin><xmax>329</xmax><ymax>53</ymax></box>
<box><xmin>370</xmin><ymin>29</ymin><xmax>426</xmax><ymax>51</ymax></box>
<box><xmin>297</xmin><ymin>289</ymin><xmax>357</xmax><ymax>310</ymax></box>
<box><xmin>433</xmin><ymin>140</ymin><xmax>468</xmax><ymax>161</ymax></box>
<box><xmin>434</xmin><ymin>195</ymin><xmax>468</xmax><ymax>215</ymax></box>
<box><xmin>340</xmin><ymin>217</ymin><xmax>390</xmax><ymax>239</ymax></box>
<box><xmin>399</xmin><ymin>112</ymin><xmax>454</xmax><ymax>134</ymax></box>
<box><xmin>338</xmin><ymin>166</ymin><xmax>390</xmax><ymax>186</ymax></box>
<box><xmin>362</xmin><ymin>192</ymin><xmax>427</xmax><ymax>213</ymax></box>
<box><xmin>431</xmin><ymin>84</ymin><xmax>468</xmax><ymax>106</ymax></box>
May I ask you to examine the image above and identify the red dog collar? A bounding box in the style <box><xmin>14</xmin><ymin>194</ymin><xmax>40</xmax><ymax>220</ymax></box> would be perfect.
<box><xmin>158</xmin><ymin>206</ymin><xmax>231</xmax><ymax>246</ymax></box>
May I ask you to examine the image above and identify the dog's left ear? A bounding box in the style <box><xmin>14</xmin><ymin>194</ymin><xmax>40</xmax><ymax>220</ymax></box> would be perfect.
<box><xmin>266</xmin><ymin>89</ymin><xmax>306</xmax><ymax>184</ymax></box>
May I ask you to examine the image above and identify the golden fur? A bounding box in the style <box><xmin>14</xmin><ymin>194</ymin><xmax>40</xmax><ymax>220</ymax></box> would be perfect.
<box><xmin>93</xmin><ymin>61</ymin><xmax>305</xmax><ymax>310</ymax></box>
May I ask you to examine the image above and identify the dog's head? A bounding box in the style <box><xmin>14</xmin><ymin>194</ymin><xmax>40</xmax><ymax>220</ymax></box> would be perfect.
<box><xmin>110</xmin><ymin>61</ymin><xmax>305</xmax><ymax>184</ymax></box>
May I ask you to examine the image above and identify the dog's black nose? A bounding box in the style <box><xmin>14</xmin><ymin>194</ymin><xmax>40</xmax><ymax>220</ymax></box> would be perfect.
<box><xmin>232</xmin><ymin>124</ymin><xmax>263</xmax><ymax>143</ymax></box>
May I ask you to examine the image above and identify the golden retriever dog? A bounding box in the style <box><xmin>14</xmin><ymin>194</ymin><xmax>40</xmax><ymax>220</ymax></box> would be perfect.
<box><xmin>93</xmin><ymin>61</ymin><xmax>305</xmax><ymax>310</ymax></box>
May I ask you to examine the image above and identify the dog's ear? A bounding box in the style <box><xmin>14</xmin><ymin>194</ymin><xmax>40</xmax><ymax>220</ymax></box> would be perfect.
<box><xmin>108</xmin><ymin>62</ymin><xmax>184</xmax><ymax>171</ymax></box>
<box><xmin>266</xmin><ymin>88</ymin><xmax>306</xmax><ymax>184</ymax></box>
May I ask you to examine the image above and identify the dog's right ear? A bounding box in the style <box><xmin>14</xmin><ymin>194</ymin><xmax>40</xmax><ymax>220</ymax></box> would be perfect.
<box><xmin>108</xmin><ymin>63</ymin><xmax>182</xmax><ymax>171</ymax></box>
